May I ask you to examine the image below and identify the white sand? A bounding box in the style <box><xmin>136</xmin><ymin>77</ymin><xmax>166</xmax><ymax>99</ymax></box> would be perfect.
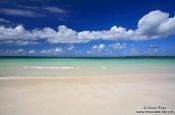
<box><xmin>0</xmin><ymin>75</ymin><xmax>175</xmax><ymax>115</ymax></box>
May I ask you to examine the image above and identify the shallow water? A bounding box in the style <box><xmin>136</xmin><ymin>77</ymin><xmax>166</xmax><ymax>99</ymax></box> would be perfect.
<box><xmin>0</xmin><ymin>58</ymin><xmax>175</xmax><ymax>77</ymax></box>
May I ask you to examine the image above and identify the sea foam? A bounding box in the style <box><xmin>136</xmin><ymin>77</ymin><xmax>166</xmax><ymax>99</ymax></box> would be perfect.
<box><xmin>24</xmin><ymin>66</ymin><xmax>75</xmax><ymax>69</ymax></box>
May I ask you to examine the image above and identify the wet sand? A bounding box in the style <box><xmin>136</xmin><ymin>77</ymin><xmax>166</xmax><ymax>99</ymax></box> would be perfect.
<box><xmin>0</xmin><ymin>75</ymin><xmax>175</xmax><ymax>115</ymax></box>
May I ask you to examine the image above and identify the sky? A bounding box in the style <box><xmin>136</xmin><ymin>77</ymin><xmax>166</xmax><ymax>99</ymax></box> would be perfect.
<box><xmin>0</xmin><ymin>0</ymin><xmax>175</xmax><ymax>57</ymax></box>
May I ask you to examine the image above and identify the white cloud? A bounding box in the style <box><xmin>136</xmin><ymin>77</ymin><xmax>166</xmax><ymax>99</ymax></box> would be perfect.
<box><xmin>0</xmin><ymin>25</ymin><xmax>32</xmax><ymax>40</ymax></box>
<box><xmin>148</xmin><ymin>44</ymin><xmax>159</xmax><ymax>48</ymax></box>
<box><xmin>26</xmin><ymin>47</ymin><xmax>63</xmax><ymax>55</ymax></box>
<box><xmin>46</xmin><ymin>25</ymin><xmax>79</xmax><ymax>43</ymax></box>
<box><xmin>0</xmin><ymin>5</ymin><xmax>68</xmax><ymax>18</ymax></box>
<box><xmin>0</xmin><ymin>8</ymin><xmax>45</xmax><ymax>17</ymax></box>
<box><xmin>28</xmin><ymin>50</ymin><xmax>36</xmax><ymax>54</ymax></box>
<box><xmin>129</xmin><ymin>48</ymin><xmax>139</xmax><ymax>55</ymax></box>
<box><xmin>67</xmin><ymin>45</ymin><xmax>75</xmax><ymax>50</ymax></box>
<box><xmin>0</xmin><ymin>10</ymin><xmax>175</xmax><ymax>44</ymax></box>
<box><xmin>40</xmin><ymin>47</ymin><xmax>62</xmax><ymax>54</ymax></box>
<box><xmin>136</xmin><ymin>10</ymin><xmax>175</xmax><ymax>39</ymax></box>
<box><xmin>0</xmin><ymin>49</ymin><xmax>26</xmax><ymax>55</ymax></box>
<box><xmin>92</xmin><ymin>45</ymin><xmax>98</xmax><ymax>49</ymax></box>
<box><xmin>55</xmin><ymin>47</ymin><xmax>62</xmax><ymax>53</ymax></box>
<box><xmin>109</xmin><ymin>43</ymin><xmax>126</xmax><ymax>50</ymax></box>
<box><xmin>30</xmin><ymin>25</ymin><xmax>85</xmax><ymax>43</ymax></box>
<box><xmin>43</xmin><ymin>7</ymin><xmax>67</xmax><ymax>14</ymax></box>
<box><xmin>0</xmin><ymin>40</ymin><xmax>39</xmax><ymax>46</ymax></box>
<box><xmin>0</xmin><ymin>48</ymin><xmax>63</xmax><ymax>56</ymax></box>
<box><xmin>99</xmin><ymin>44</ymin><xmax>105</xmax><ymax>50</ymax></box>
<box><xmin>92</xmin><ymin>44</ymin><xmax>105</xmax><ymax>52</ymax></box>
<box><xmin>16</xmin><ymin>49</ymin><xmax>24</xmax><ymax>53</ymax></box>
<box><xmin>0</xmin><ymin>18</ymin><xmax>11</xmax><ymax>23</ymax></box>
<box><xmin>87</xmin><ymin>44</ymin><xmax>110</xmax><ymax>55</ymax></box>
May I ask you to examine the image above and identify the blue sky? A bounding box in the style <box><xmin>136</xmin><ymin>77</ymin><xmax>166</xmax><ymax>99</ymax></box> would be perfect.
<box><xmin>0</xmin><ymin>0</ymin><xmax>175</xmax><ymax>56</ymax></box>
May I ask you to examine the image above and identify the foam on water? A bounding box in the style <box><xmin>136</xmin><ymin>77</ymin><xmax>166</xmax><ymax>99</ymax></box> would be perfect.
<box><xmin>100</xmin><ymin>66</ymin><xmax>108</xmax><ymax>70</ymax></box>
<box><xmin>24</xmin><ymin>66</ymin><xmax>75</xmax><ymax>69</ymax></box>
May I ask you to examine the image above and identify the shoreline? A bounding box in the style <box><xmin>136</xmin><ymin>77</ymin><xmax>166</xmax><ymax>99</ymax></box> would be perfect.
<box><xmin>0</xmin><ymin>73</ymin><xmax>175</xmax><ymax>80</ymax></box>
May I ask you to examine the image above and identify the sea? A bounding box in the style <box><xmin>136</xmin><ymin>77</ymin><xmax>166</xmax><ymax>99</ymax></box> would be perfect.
<box><xmin>0</xmin><ymin>57</ymin><xmax>175</xmax><ymax>77</ymax></box>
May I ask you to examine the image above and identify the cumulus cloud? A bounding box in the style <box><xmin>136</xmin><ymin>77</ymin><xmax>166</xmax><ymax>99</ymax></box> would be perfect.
<box><xmin>28</xmin><ymin>47</ymin><xmax>62</xmax><ymax>55</ymax></box>
<box><xmin>0</xmin><ymin>10</ymin><xmax>175</xmax><ymax>44</ymax></box>
<box><xmin>92</xmin><ymin>44</ymin><xmax>105</xmax><ymax>52</ymax></box>
<box><xmin>99</xmin><ymin>44</ymin><xmax>105</xmax><ymax>49</ymax></box>
<box><xmin>0</xmin><ymin>40</ymin><xmax>39</xmax><ymax>46</ymax></box>
<box><xmin>0</xmin><ymin>49</ymin><xmax>26</xmax><ymax>56</ymax></box>
<box><xmin>148</xmin><ymin>44</ymin><xmax>159</xmax><ymax>49</ymax></box>
<box><xmin>87</xmin><ymin>44</ymin><xmax>110</xmax><ymax>55</ymax></box>
<box><xmin>16</xmin><ymin>49</ymin><xmax>24</xmax><ymax>53</ymax></box>
<box><xmin>129</xmin><ymin>48</ymin><xmax>139</xmax><ymax>55</ymax></box>
<box><xmin>0</xmin><ymin>25</ymin><xmax>32</xmax><ymax>40</ymax></box>
<box><xmin>136</xmin><ymin>10</ymin><xmax>175</xmax><ymax>39</ymax></box>
<box><xmin>28</xmin><ymin>50</ymin><xmax>35</xmax><ymax>54</ymax></box>
<box><xmin>40</xmin><ymin>47</ymin><xmax>62</xmax><ymax>54</ymax></box>
<box><xmin>67</xmin><ymin>45</ymin><xmax>75</xmax><ymax>50</ymax></box>
<box><xmin>109</xmin><ymin>43</ymin><xmax>126</xmax><ymax>50</ymax></box>
<box><xmin>0</xmin><ymin>47</ymin><xmax>63</xmax><ymax>56</ymax></box>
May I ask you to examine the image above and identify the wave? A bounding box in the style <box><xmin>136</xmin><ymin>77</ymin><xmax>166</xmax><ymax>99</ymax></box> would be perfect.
<box><xmin>24</xmin><ymin>66</ymin><xmax>75</xmax><ymax>70</ymax></box>
<box><xmin>23</xmin><ymin>65</ymin><xmax>108</xmax><ymax>70</ymax></box>
<box><xmin>100</xmin><ymin>66</ymin><xmax>107</xmax><ymax>70</ymax></box>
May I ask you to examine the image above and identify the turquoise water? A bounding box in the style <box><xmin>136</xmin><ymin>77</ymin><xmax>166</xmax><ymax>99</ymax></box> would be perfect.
<box><xmin>0</xmin><ymin>58</ymin><xmax>175</xmax><ymax>77</ymax></box>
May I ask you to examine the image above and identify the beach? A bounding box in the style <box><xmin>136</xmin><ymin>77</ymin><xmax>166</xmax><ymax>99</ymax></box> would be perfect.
<box><xmin>0</xmin><ymin>58</ymin><xmax>175</xmax><ymax>115</ymax></box>
<box><xmin>0</xmin><ymin>0</ymin><xmax>175</xmax><ymax>114</ymax></box>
